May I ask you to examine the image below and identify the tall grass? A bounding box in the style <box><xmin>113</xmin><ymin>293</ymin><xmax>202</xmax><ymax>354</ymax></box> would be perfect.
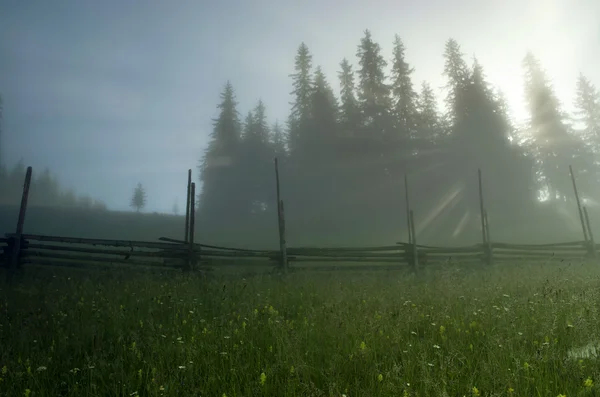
<box><xmin>1</xmin><ymin>261</ymin><xmax>599</xmax><ymax>396</ymax></box>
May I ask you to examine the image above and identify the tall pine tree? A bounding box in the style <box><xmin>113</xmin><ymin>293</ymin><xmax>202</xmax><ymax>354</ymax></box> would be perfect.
<box><xmin>270</xmin><ymin>120</ymin><xmax>287</xmax><ymax>160</ymax></box>
<box><xmin>356</xmin><ymin>30</ymin><xmax>392</xmax><ymax>139</ymax></box>
<box><xmin>390</xmin><ymin>35</ymin><xmax>418</xmax><ymax>143</ymax></box>
<box><xmin>338</xmin><ymin>58</ymin><xmax>361</xmax><ymax>138</ymax></box>
<box><xmin>287</xmin><ymin>43</ymin><xmax>313</xmax><ymax>158</ymax></box>
<box><xmin>523</xmin><ymin>52</ymin><xmax>594</xmax><ymax>201</ymax></box>
<box><xmin>442</xmin><ymin>39</ymin><xmax>471</xmax><ymax>128</ymax></box>
<box><xmin>353</xmin><ymin>30</ymin><xmax>397</xmax><ymax>237</ymax></box>
<box><xmin>198</xmin><ymin>81</ymin><xmax>243</xmax><ymax>229</ymax></box>
<box><xmin>574</xmin><ymin>74</ymin><xmax>600</xmax><ymax>151</ymax></box>
<box><xmin>238</xmin><ymin>100</ymin><xmax>275</xmax><ymax>218</ymax></box>
<box><xmin>414</xmin><ymin>81</ymin><xmax>443</xmax><ymax>152</ymax></box>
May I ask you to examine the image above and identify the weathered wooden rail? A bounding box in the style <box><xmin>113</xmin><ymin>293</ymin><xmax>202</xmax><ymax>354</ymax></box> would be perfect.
<box><xmin>1</xmin><ymin>232</ymin><xmax>594</xmax><ymax>274</ymax></box>
<box><xmin>1</xmin><ymin>163</ymin><xmax>598</xmax><ymax>276</ymax></box>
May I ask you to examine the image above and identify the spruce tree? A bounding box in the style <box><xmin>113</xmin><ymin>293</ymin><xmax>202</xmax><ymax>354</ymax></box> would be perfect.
<box><xmin>271</xmin><ymin>120</ymin><xmax>287</xmax><ymax>159</ymax></box>
<box><xmin>308</xmin><ymin>66</ymin><xmax>339</xmax><ymax>154</ymax></box>
<box><xmin>390</xmin><ymin>35</ymin><xmax>418</xmax><ymax>142</ymax></box>
<box><xmin>574</xmin><ymin>74</ymin><xmax>600</xmax><ymax>151</ymax></box>
<box><xmin>356</xmin><ymin>30</ymin><xmax>392</xmax><ymax>136</ymax></box>
<box><xmin>415</xmin><ymin>81</ymin><xmax>442</xmax><ymax>150</ymax></box>
<box><xmin>287</xmin><ymin>43</ymin><xmax>313</xmax><ymax>157</ymax></box>
<box><xmin>304</xmin><ymin>66</ymin><xmax>341</xmax><ymax>218</ymax></box>
<box><xmin>442</xmin><ymin>39</ymin><xmax>471</xmax><ymax>127</ymax></box>
<box><xmin>352</xmin><ymin>30</ymin><xmax>398</xmax><ymax>235</ymax></box>
<box><xmin>338</xmin><ymin>58</ymin><xmax>361</xmax><ymax>138</ymax></box>
<box><xmin>523</xmin><ymin>52</ymin><xmax>594</xmax><ymax>201</ymax></box>
<box><xmin>424</xmin><ymin>45</ymin><xmax>538</xmax><ymax>241</ymax></box>
<box><xmin>238</xmin><ymin>101</ymin><xmax>275</xmax><ymax>217</ymax></box>
<box><xmin>355</xmin><ymin>29</ymin><xmax>393</xmax><ymax>184</ymax></box>
<box><xmin>130</xmin><ymin>183</ymin><xmax>147</xmax><ymax>212</ymax></box>
<box><xmin>198</xmin><ymin>81</ymin><xmax>243</xmax><ymax>228</ymax></box>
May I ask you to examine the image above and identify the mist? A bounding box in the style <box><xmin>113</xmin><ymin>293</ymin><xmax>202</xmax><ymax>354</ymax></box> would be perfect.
<box><xmin>1</xmin><ymin>0</ymin><xmax>599</xmax><ymax>249</ymax></box>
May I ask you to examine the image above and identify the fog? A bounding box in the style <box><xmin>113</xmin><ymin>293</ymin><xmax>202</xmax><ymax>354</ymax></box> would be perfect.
<box><xmin>1</xmin><ymin>0</ymin><xmax>599</xmax><ymax>248</ymax></box>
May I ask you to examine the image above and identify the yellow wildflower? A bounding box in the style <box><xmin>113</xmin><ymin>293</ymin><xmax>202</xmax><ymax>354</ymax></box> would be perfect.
<box><xmin>260</xmin><ymin>372</ymin><xmax>267</xmax><ymax>386</ymax></box>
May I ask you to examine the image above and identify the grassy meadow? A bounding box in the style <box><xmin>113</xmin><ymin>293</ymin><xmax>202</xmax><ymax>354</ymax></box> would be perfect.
<box><xmin>1</xmin><ymin>261</ymin><xmax>600</xmax><ymax>396</ymax></box>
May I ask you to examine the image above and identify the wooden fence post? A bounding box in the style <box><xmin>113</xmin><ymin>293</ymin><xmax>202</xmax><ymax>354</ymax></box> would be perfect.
<box><xmin>484</xmin><ymin>209</ymin><xmax>493</xmax><ymax>264</ymax></box>
<box><xmin>583</xmin><ymin>206</ymin><xmax>596</xmax><ymax>259</ymax></box>
<box><xmin>409</xmin><ymin>210</ymin><xmax>418</xmax><ymax>273</ymax></box>
<box><xmin>404</xmin><ymin>175</ymin><xmax>413</xmax><ymax>245</ymax></box>
<box><xmin>405</xmin><ymin>175</ymin><xmax>416</xmax><ymax>270</ymax></box>
<box><xmin>184</xmin><ymin>169</ymin><xmax>192</xmax><ymax>243</ymax></box>
<box><xmin>274</xmin><ymin>158</ymin><xmax>288</xmax><ymax>274</ymax></box>
<box><xmin>9</xmin><ymin>166</ymin><xmax>33</xmax><ymax>271</ymax></box>
<box><xmin>478</xmin><ymin>169</ymin><xmax>491</xmax><ymax>265</ymax></box>
<box><xmin>187</xmin><ymin>182</ymin><xmax>196</xmax><ymax>271</ymax></box>
<box><xmin>569</xmin><ymin>165</ymin><xmax>591</xmax><ymax>253</ymax></box>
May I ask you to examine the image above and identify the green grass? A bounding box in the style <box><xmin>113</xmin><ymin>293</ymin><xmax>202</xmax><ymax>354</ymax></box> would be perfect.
<box><xmin>1</xmin><ymin>261</ymin><xmax>600</xmax><ymax>396</ymax></box>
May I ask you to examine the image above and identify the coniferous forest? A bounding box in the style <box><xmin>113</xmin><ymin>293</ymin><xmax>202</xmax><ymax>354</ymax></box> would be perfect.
<box><xmin>197</xmin><ymin>33</ymin><xmax>600</xmax><ymax>247</ymax></box>
<box><xmin>1</xmin><ymin>32</ymin><xmax>600</xmax><ymax>247</ymax></box>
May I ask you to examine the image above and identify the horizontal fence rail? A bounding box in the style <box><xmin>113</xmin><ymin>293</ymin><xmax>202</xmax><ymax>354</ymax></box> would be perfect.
<box><xmin>1</xmin><ymin>164</ymin><xmax>598</xmax><ymax>275</ymax></box>
<box><xmin>1</xmin><ymin>232</ymin><xmax>596</xmax><ymax>274</ymax></box>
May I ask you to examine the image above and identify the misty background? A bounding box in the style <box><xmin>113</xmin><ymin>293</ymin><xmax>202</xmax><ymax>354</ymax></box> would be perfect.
<box><xmin>0</xmin><ymin>0</ymin><xmax>599</xmax><ymax>248</ymax></box>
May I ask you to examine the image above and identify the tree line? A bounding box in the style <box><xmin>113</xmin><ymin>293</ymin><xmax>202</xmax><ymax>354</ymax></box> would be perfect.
<box><xmin>0</xmin><ymin>94</ymin><xmax>154</xmax><ymax>212</ymax></box>
<box><xmin>0</xmin><ymin>95</ymin><xmax>108</xmax><ymax>210</ymax></box>
<box><xmin>197</xmin><ymin>32</ymin><xmax>600</xmax><ymax>245</ymax></box>
<box><xmin>0</xmin><ymin>160</ymin><xmax>108</xmax><ymax>210</ymax></box>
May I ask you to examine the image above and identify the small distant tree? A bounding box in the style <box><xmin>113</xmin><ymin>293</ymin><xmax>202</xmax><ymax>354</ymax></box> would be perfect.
<box><xmin>130</xmin><ymin>183</ymin><xmax>147</xmax><ymax>212</ymax></box>
<box><xmin>172</xmin><ymin>199</ymin><xmax>179</xmax><ymax>215</ymax></box>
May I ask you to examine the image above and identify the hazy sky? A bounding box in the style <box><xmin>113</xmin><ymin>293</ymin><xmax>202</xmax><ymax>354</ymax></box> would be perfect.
<box><xmin>1</xmin><ymin>0</ymin><xmax>598</xmax><ymax>212</ymax></box>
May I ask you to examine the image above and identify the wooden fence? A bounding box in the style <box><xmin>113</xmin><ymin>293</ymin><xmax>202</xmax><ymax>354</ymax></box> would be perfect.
<box><xmin>0</xmin><ymin>233</ymin><xmax>596</xmax><ymax>274</ymax></box>
<box><xmin>0</xmin><ymin>163</ymin><xmax>598</xmax><ymax>276</ymax></box>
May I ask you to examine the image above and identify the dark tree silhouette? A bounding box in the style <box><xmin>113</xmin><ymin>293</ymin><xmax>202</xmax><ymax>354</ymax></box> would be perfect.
<box><xmin>194</xmin><ymin>34</ymin><xmax>600</xmax><ymax>246</ymax></box>
<box><xmin>574</xmin><ymin>74</ymin><xmax>600</xmax><ymax>151</ymax></box>
<box><xmin>238</xmin><ymin>101</ymin><xmax>275</xmax><ymax>219</ymax></box>
<box><xmin>390</xmin><ymin>35</ymin><xmax>418</xmax><ymax>144</ymax></box>
<box><xmin>198</xmin><ymin>81</ymin><xmax>243</xmax><ymax>229</ymax></box>
<box><xmin>287</xmin><ymin>43</ymin><xmax>313</xmax><ymax>157</ymax></box>
<box><xmin>522</xmin><ymin>52</ymin><xmax>594</xmax><ymax>201</ymax></box>
<box><xmin>130</xmin><ymin>183</ymin><xmax>147</xmax><ymax>212</ymax></box>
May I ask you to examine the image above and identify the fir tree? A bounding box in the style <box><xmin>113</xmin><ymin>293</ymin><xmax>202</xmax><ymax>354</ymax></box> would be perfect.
<box><xmin>239</xmin><ymin>101</ymin><xmax>275</xmax><ymax>216</ymax></box>
<box><xmin>523</xmin><ymin>52</ymin><xmax>594</xmax><ymax>200</ymax></box>
<box><xmin>356</xmin><ymin>30</ymin><xmax>392</xmax><ymax>134</ymax></box>
<box><xmin>390</xmin><ymin>35</ymin><xmax>418</xmax><ymax>141</ymax></box>
<box><xmin>271</xmin><ymin>120</ymin><xmax>287</xmax><ymax>159</ymax></box>
<box><xmin>287</xmin><ymin>43</ymin><xmax>313</xmax><ymax>156</ymax></box>
<box><xmin>338</xmin><ymin>58</ymin><xmax>361</xmax><ymax>138</ymax></box>
<box><xmin>355</xmin><ymin>29</ymin><xmax>394</xmax><ymax>186</ymax></box>
<box><xmin>308</xmin><ymin>66</ymin><xmax>339</xmax><ymax>153</ymax></box>
<box><xmin>130</xmin><ymin>183</ymin><xmax>147</xmax><ymax>212</ymax></box>
<box><xmin>198</xmin><ymin>81</ymin><xmax>243</xmax><ymax>228</ymax></box>
<box><xmin>574</xmin><ymin>74</ymin><xmax>600</xmax><ymax>150</ymax></box>
<box><xmin>415</xmin><ymin>81</ymin><xmax>442</xmax><ymax>149</ymax></box>
<box><xmin>442</xmin><ymin>39</ymin><xmax>471</xmax><ymax>127</ymax></box>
